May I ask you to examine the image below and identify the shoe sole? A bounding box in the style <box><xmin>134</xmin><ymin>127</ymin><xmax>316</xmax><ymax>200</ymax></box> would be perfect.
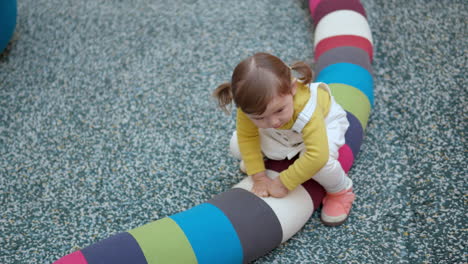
<box><xmin>321</xmin><ymin>206</ymin><xmax>352</xmax><ymax>227</ymax></box>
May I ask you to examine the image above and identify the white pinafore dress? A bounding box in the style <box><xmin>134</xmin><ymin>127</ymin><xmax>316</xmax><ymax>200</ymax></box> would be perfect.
<box><xmin>231</xmin><ymin>82</ymin><xmax>349</xmax><ymax>162</ymax></box>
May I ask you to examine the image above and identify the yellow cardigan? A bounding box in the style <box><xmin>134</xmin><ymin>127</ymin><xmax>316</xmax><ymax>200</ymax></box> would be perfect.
<box><xmin>236</xmin><ymin>82</ymin><xmax>331</xmax><ymax>191</ymax></box>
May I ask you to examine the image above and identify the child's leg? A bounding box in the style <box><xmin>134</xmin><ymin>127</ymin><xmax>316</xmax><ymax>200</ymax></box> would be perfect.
<box><xmin>312</xmin><ymin>160</ymin><xmax>355</xmax><ymax>226</ymax></box>
<box><xmin>229</xmin><ymin>131</ymin><xmax>241</xmax><ymax>159</ymax></box>
<box><xmin>314</xmin><ymin>97</ymin><xmax>352</xmax><ymax>194</ymax></box>
<box><xmin>313</xmin><ymin>158</ymin><xmax>352</xmax><ymax>193</ymax></box>
<box><xmin>229</xmin><ymin>131</ymin><xmax>246</xmax><ymax>173</ymax></box>
<box><xmin>315</xmin><ymin>98</ymin><xmax>355</xmax><ymax>226</ymax></box>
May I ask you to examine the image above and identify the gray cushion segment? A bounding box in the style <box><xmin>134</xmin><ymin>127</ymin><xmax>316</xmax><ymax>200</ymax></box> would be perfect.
<box><xmin>208</xmin><ymin>188</ymin><xmax>283</xmax><ymax>264</ymax></box>
<box><xmin>315</xmin><ymin>46</ymin><xmax>373</xmax><ymax>75</ymax></box>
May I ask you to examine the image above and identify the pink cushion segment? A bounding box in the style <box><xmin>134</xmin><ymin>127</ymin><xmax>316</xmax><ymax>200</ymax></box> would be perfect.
<box><xmin>337</xmin><ymin>144</ymin><xmax>354</xmax><ymax>173</ymax></box>
<box><xmin>53</xmin><ymin>251</ymin><xmax>88</xmax><ymax>264</ymax></box>
<box><xmin>315</xmin><ymin>35</ymin><xmax>373</xmax><ymax>62</ymax></box>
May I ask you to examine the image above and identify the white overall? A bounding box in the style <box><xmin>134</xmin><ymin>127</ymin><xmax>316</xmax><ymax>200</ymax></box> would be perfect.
<box><xmin>230</xmin><ymin>82</ymin><xmax>352</xmax><ymax>193</ymax></box>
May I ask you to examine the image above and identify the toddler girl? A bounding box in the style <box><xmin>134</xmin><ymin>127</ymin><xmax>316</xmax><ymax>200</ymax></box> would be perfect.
<box><xmin>213</xmin><ymin>52</ymin><xmax>355</xmax><ymax>226</ymax></box>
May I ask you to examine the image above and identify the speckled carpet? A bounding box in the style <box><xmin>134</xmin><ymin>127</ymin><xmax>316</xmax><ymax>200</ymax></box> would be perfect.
<box><xmin>0</xmin><ymin>0</ymin><xmax>466</xmax><ymax>263</ymax></box>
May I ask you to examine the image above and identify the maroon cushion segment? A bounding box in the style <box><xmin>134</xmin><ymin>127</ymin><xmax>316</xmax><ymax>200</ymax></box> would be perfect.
<box><xmin>265</xmin><ymin>159</ymin><xmax>326</xmax><ymax>210</ymax></box>
<box><xmin>313</xmin><ymin>0</ymin><xmax>367</xmax><ymax>26</ymax></box>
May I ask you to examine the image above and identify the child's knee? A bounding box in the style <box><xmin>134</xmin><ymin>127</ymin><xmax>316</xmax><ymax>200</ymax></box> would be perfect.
<box><xmin>229</xmin><ymin>131</ymin><xmax>241</xmax><ymax>159</ymax></box>
<box><xmin>322</xmin><ymin>158</ymin><xmax>345</xmax><ymax>176</ymax></box>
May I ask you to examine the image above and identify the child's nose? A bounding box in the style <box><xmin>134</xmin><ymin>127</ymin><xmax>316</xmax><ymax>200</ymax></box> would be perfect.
<box><xmin>270</xmin><ymin>118</ymin><xmax>281</xmax><ymax>128</ymax></box>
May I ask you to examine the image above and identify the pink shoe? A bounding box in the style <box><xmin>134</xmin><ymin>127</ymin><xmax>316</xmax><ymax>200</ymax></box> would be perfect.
<box><xmin>321</xmin><ymin>187</ymin><xmax>355</xmax><ymax>226</ymax></box>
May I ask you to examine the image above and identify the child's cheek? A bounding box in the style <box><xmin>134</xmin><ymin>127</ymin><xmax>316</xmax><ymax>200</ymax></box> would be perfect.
<box><xmin>253</xmin><ymin>120</ymin><xmax>264</xmax><ymax>128</ymax></box>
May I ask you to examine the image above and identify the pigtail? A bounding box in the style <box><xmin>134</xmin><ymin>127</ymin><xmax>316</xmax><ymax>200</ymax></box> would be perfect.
<box><xmin>212</xmin><ymin>82</ymin><xmax>234</xmax><ymax>114</ymax></box>
<box><xmin>290</xmin><ymin>61</ymin><xmax>314</xmax><ymax>85</ymax></box>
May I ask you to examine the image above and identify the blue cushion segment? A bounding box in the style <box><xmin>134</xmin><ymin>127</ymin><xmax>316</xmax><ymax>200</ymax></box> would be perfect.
<box><xmin>316</xmin><ymin>62</ymin><xmax>374</xmax><ymax>106</ymax></box>
<box><xmin>170</xmin><ymin>203</ymin><xmax>243</xmax><ymax>264</ymax></box>
<box><xmin>0</xmin><ymin>0</ymin><xmax>17</xmax><ymax>53</ymax></box>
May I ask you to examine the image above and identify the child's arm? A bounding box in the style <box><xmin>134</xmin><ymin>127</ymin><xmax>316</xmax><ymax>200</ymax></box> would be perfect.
<box><xmin>236</xmin><ymin>108</ymin><xmax>265</xmax><ymax>175</ymax></box>
<box><xmin>251</xmin><ymin>171</ymin><xmax>271</xmax><ymax>197</ymax></box>
<box><xmin>268</xmin><ymin>176</ymin><xmax>289</xmax><ymax>198</ymax></box>
<box><xmin>237</xmin><ymin>109</ymin><xmax>275</xmax><ymax>197</ymax></box>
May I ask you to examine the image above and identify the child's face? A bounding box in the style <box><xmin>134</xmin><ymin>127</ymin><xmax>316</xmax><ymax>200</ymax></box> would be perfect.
<box><xmin>246</xmin><ymin>81</ymin><xmax>297</xmax><ymax>129</ymax></box>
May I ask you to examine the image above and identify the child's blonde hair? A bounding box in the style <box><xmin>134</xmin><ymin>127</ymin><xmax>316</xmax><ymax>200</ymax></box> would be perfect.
<box><xmin>213</xmin><ymin>52</ymin><xmax>314</xmax><ymax>115</ymax></box>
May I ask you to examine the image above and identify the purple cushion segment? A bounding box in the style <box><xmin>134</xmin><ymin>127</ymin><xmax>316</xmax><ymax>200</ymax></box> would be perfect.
<box><xmin>344</xmin><ymin>111</ymin><xmax>364</xmax><ymax>157</ymax></box>
<box><xmin>81</xmin><ymin>232</ymin><xmax>147</xmax><ymax>264</ymax></box>
<box><xmin>316</xmin><ymin>46</ymin><xmax>372</xmax><ymax>76</ymax></box>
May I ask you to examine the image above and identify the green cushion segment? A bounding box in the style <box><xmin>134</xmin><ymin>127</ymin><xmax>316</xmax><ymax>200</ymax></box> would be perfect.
<box><xmin>329</xmin><ymin>83</ymin><xmax>371</xmax><ymax>130</ymax></box>
<box><xmin>129</xmin><ymin>217</ymin><xmax>197</xmax><ymax>264</ymax></box>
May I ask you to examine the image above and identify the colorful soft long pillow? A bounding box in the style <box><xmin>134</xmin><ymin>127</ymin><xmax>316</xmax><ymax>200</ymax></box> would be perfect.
<box><xmin>54</xmin><ymin>0</ymin><xmax>373</xmax><ymax>263</ymax></box>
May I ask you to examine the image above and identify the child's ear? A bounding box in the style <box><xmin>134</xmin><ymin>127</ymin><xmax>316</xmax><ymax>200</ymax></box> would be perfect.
<box><xmin>291</xmin><ymin>80</ymin><xmax>297</xmax><ymax>95</ymax></box>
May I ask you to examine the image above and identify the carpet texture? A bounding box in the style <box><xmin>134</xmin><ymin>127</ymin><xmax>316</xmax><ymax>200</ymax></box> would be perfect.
<box><xmin>0</xmin><ymin>0</ymin><xmax>466</xmax><ymax>263</ymax></box>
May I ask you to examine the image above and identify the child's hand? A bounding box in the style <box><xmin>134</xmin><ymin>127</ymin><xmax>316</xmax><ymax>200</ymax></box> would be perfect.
<box><xmin>251</xmin><ymin>171</ymin><xmax>272</xmax><ymax>197</ymax></box>
<box><xmin>268</xmin><ymin>177</ymin><xmax>289</xmax><ymax>198</ymax></box>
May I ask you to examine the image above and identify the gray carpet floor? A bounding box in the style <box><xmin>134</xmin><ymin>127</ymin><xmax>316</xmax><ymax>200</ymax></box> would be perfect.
<box><xmin>0</xmin><ymin>0</ymin><xmax>466</xmax><ymax>263</ymax></box>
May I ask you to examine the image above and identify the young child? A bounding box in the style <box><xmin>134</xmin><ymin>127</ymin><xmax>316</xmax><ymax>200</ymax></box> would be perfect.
<box><xmin>213</xmin><ymin>52</ymin><xmax>355</xmax><ymax>226</ymax></box>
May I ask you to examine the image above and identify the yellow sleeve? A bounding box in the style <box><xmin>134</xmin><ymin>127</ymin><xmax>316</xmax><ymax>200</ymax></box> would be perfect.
<box><xmin>279</xmin><ymin>99</ymin><xmax>330</xmax><ymax>191</ymax></box>
<box><xmin>236</xmin><ymin>108</ymin><xmax>265</xmax><ymax>175</ymax></box>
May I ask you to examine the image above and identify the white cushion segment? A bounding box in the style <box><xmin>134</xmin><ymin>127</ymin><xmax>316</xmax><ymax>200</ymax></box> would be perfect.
<box><xmin>314</xmin><ymin>9</ymin><xmax>373</xmax><ymax>47</ymax></box>
<box><xmin>233</xmin><ymin>170</ymin><xmax>314</xmax><ymax>243</ymax></box>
